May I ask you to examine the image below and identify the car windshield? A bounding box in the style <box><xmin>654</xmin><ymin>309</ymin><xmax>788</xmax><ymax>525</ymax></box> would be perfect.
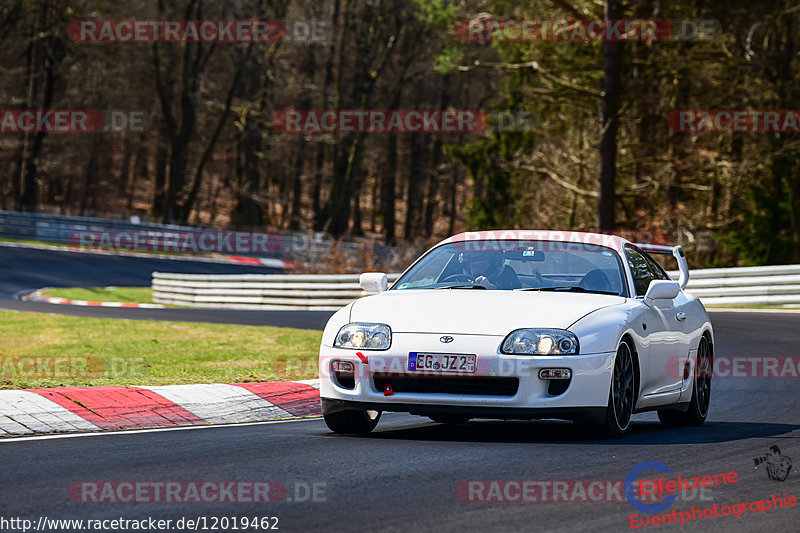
<box><xmin>391</xmin><ymin>240</ymin><xmax>627</xmax><ymax>296</ymax></box>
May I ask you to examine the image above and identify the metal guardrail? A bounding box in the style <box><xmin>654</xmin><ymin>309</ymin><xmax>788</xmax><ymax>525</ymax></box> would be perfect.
<box><xmin>152</xmin><ymin>272</ymin><xmax>402</xmax><ymax>310</ymax></box>
<box><xmin>152</xmin><ymin>266</ymin><xmax>800</xmax><ymax>310</ymax></box>
<box><xmin>671</xmin><ymin>264</ymin><xmax>800</xmax><ymax>306</ymax></box>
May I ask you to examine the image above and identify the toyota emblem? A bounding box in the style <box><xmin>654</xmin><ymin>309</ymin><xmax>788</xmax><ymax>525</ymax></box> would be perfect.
<box><xmin>440</xmin><ymin>336</ymin><xmax>454</xmax><ymax>343</ymax></box>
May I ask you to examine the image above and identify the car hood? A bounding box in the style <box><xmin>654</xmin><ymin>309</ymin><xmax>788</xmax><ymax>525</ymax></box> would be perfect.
<box><xmin>349</xmin><ymin>289</ymin><xmax>626</xmax><ymax>335</ymax></box>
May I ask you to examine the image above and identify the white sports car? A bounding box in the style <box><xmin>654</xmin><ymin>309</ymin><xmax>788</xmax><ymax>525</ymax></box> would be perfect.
<box><xmin>318</xmin><ymin>230</ymin><xmax>713</xmax><ymax>437</ymax></box>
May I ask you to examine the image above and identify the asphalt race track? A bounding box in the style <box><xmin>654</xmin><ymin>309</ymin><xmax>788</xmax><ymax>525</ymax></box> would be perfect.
<box><xmin>1</xmin><ymin>245</ymin><xmax>799</xmax><ymax>532</ymax></box>
<box><xmin>2</xmin><ymin>332</ymin><xmax>799</xmax><ymax>533</ymax></box>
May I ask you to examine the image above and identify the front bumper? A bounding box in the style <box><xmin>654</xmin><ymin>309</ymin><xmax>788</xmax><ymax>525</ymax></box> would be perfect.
<box><xmin>319</xmin><ymin>333</ymin><xmax>615</xmax><ymax>420</ymax></box>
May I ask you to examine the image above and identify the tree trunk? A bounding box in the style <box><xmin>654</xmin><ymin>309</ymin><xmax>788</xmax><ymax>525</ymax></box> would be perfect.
<box><xmin>382</xmin><ymin>134</ymin><xmax>397</xmax><ymax>245</ymax></box>
<box><xmin>422</xmin><ymin>149</ymin><xmax>441</xmax><ymax>238</ymax></box>
<box><xmin>312</xmin><ymin>146</ymin><xmax>327</xmax><ymax>231</ymax></box>
<box><xmin>152</xmin><ymin>140</ymin><xmax>167</xmax><ymax>218</ymax></box>
<box><xmin>179</xmin><ymin>47</ymin><xmax>250</xmax><ymax>224</ymax></box>
<box><xmin>447</xmin><ymin>169</ymin><xmax>457</xmax><ymax>235</ymax></box>
<box><xmin>17</xmin><ymin>0</ymin><xmax>54</xmax><ymax>212</ymax></box>
<box><xmin>127</xmin><ymin>141</ymin><xmax>148</xmax><ymax>209</ymax></box>
<box><xmin>80</xmin><ymin>136</ymin><xmax>98</xmax><ymax>215</ymax></box>
<box><xmin>404</xmin><ymin>134</ymin><xmax>425</xmax><ymax>240</ymax></box>
<box><xmin>289</xmin><ymin>144</ymin><xmax>305</xmax><ymax>230</ymax></box>
<box><xmin>597</xmin><ymin>0</ymin><xmax>623</xmax><ymax>231</ymax></box>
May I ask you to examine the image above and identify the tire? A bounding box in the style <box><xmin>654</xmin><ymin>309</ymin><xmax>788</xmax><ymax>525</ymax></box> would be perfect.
<box><xmin>323</xmin><ymin>409</ymin><xmax>381</xmax><ymax>435</ymax></box>
<box><xmin>597</xmin><ymin>340</ymin><xmax>636</xmax><ymax>438</ymax></box>
<box><xmin>658</xmin><ymin>335</ymin><xmax>712</xmax><ymax>427</ymax></box>
<box><xmin>428</xmin><ymin>415</ymin><xmax>470</xmax><ymax>424</ymax></box>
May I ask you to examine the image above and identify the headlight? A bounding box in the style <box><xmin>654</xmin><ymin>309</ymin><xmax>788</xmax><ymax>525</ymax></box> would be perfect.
<box><xmin>334</xmin><ymin>323</ymin><xmax>392</xmax><ymax>350</ymax></box>
<box><xmin>501</xmin><ymin>329</ymin><xmax>579</xmax><ymax>355</ymax></box>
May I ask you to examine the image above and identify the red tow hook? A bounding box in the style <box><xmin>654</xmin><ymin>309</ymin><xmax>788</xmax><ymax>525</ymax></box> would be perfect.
<box><xmin>384</xmin><ymin>383</ymin><xmax>394</xmax><ymax>396</ymax></box>
<box><xmin>356</xmin><ymin>351</ymin><xmax>369</xmax><ymax>364</ymax></box>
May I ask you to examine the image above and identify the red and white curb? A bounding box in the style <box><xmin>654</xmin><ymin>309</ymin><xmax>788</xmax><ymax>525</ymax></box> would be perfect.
<box><xmin>0</xmin><ymin>379</ymin><xmax>320</xmax><ymax>437</ymax></box>
<box><xmin>24</xmin><ymin>288</ymin><xmax>165</xmax><ymax>309</ymax></box>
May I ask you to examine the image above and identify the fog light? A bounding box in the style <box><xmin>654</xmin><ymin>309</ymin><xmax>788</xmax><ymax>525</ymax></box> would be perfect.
<box><xmin>332</xmin><ymin>361</ymin><xmax>355</xmax><ymax>373</ymax></box>
<box><xmin>332</xmin><ymin>360</ymin><xmax>356</xmax><ymax>390</ymax></box>
<box><xmin>539</xmin><ymin>368</ymin><xmax>571</xmax><ymax>380</ymax></box>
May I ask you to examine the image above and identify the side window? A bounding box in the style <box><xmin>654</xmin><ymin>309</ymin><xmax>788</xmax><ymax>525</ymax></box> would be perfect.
<box><xmin>392</xmin><ymin>248</ymin><xmax>452</xmax><ymax>289</ymax></box>
<box><xmin>643</xmin><ymin>253</ymin><xmax>670</xmax><ymax>281</ymax></box>
<box><xmin>625</xmin><ymin>248</ymin><xmax>655</xmax><ymax>297</ymax></box>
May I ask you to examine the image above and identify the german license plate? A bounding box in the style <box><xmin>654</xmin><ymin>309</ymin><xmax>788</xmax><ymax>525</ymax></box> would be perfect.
<box><xmin>408</xmin><ymin>353</ymin><xmax>476</xmax><ymax>374</ymax></box>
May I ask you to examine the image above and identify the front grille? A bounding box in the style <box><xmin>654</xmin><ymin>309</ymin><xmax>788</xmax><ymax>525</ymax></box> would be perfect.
<box><xmin>372</xmin><ymin>375</ymin><xmax>519</xmax><ymax>396</ymax></box>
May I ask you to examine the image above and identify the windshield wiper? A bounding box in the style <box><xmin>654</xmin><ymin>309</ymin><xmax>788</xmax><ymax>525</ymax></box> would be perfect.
<box><xmin>519</xmin><ymin>286</ymin><xmax>619</xmax><ymax>296</ymax></box>
<box><xmin>437</xmin><ymin>283</ymin><xmax>488</xmax><ymax>290</ymax></box>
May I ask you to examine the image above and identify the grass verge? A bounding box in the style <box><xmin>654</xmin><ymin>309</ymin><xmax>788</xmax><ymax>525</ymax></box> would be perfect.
<box><xmin>41</xmin><ymin>286</ymin><xmax>154</xmax><ymax>304</ymax></box>
<box><xmin>0</xmin><ymin>309</ymin><xmax>322</xmax><ymax>389</ymax></box>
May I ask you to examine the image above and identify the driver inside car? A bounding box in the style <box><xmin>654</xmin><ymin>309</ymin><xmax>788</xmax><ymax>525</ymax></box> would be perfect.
<box><xmin>462</xmin><ymin>252</ymin><xmax>520</xmax><ymax>289</ymax></box>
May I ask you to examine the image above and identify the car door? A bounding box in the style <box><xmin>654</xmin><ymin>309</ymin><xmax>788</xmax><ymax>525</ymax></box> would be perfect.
<box><xmin>642</xmin><ymin>252</ymin><xmax>699</xmax><ymax>399</ymax></box>
<box><xmin>643</xmin><ymin>252</ymin><xmax>694</xmax><ymax>388</ymax></box>
<box><xmin>625</xmin><ymin>247</ymin><xmax>683</xmax><ymax>403</ymax></box>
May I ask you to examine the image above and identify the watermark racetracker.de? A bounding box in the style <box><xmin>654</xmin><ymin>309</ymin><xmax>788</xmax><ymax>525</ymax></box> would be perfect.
<box><xmin>668</xmin><ymin>110</ymin><xmax>800</xmax><ymax>133</ymax></box>
<box><xmin>68</xmin><ymin>230</ymin><xmax>285</xmax><ymax>255</ymax></box>
<box><xmin>0</xmin><ymin>356</ymin><xmax>146</xmax><ymax>379</ymax></box>
<box><xmin>0</xmin><ymin>110</ymin><xmax>150</xmax><ymax>133</ymax></box>
<box><xmin>273</xmin><ymin>109</ymin><xmax>539</xmax><ymax>133</ymax></box>
<box><xmin>69</xmin><ymin>480</ymin><xmax>326</xmax><ymax>504</ymax></box>
<box><xmin>666</xmin><ymin>355</ymin><xmax>800</xmax><ymax>379</ymax></box>
<box><xmin>68</xmin><ymin>19</ymin><xmax>331</xmax><ymax>43</ymax></box>
<box><xmin>456</xmin><ymin>478</ymin><xmax>713</xmax><ymax>504</ymax></box>
<box><xmin>456</xmin><ymin>18</ymin><xmax>722</xmax><ymax>42</ymax></box>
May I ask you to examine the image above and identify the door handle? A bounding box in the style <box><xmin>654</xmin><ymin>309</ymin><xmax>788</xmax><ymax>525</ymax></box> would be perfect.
<box><xmin>676</xmin><ymin>312</ymin><xmax>687</xmax><ymax>322</ymax></box>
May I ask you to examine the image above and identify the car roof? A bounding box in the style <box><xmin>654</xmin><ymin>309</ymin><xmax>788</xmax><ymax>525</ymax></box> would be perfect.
<box><xmin>439</xmin><ymin>230</ymin><xmax>629</xmax><ymax>254</ymax></box>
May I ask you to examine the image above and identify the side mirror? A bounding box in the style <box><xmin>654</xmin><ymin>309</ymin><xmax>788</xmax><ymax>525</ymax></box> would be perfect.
<box><xmin>644</xmin><ymin>280</ymin><xmax>680</xmax><ymax>306</ymax></box>
<box><xmin>359</xmin><ymin>272</ymin><xmax>388</xmax><ymax>293</ymax></box>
